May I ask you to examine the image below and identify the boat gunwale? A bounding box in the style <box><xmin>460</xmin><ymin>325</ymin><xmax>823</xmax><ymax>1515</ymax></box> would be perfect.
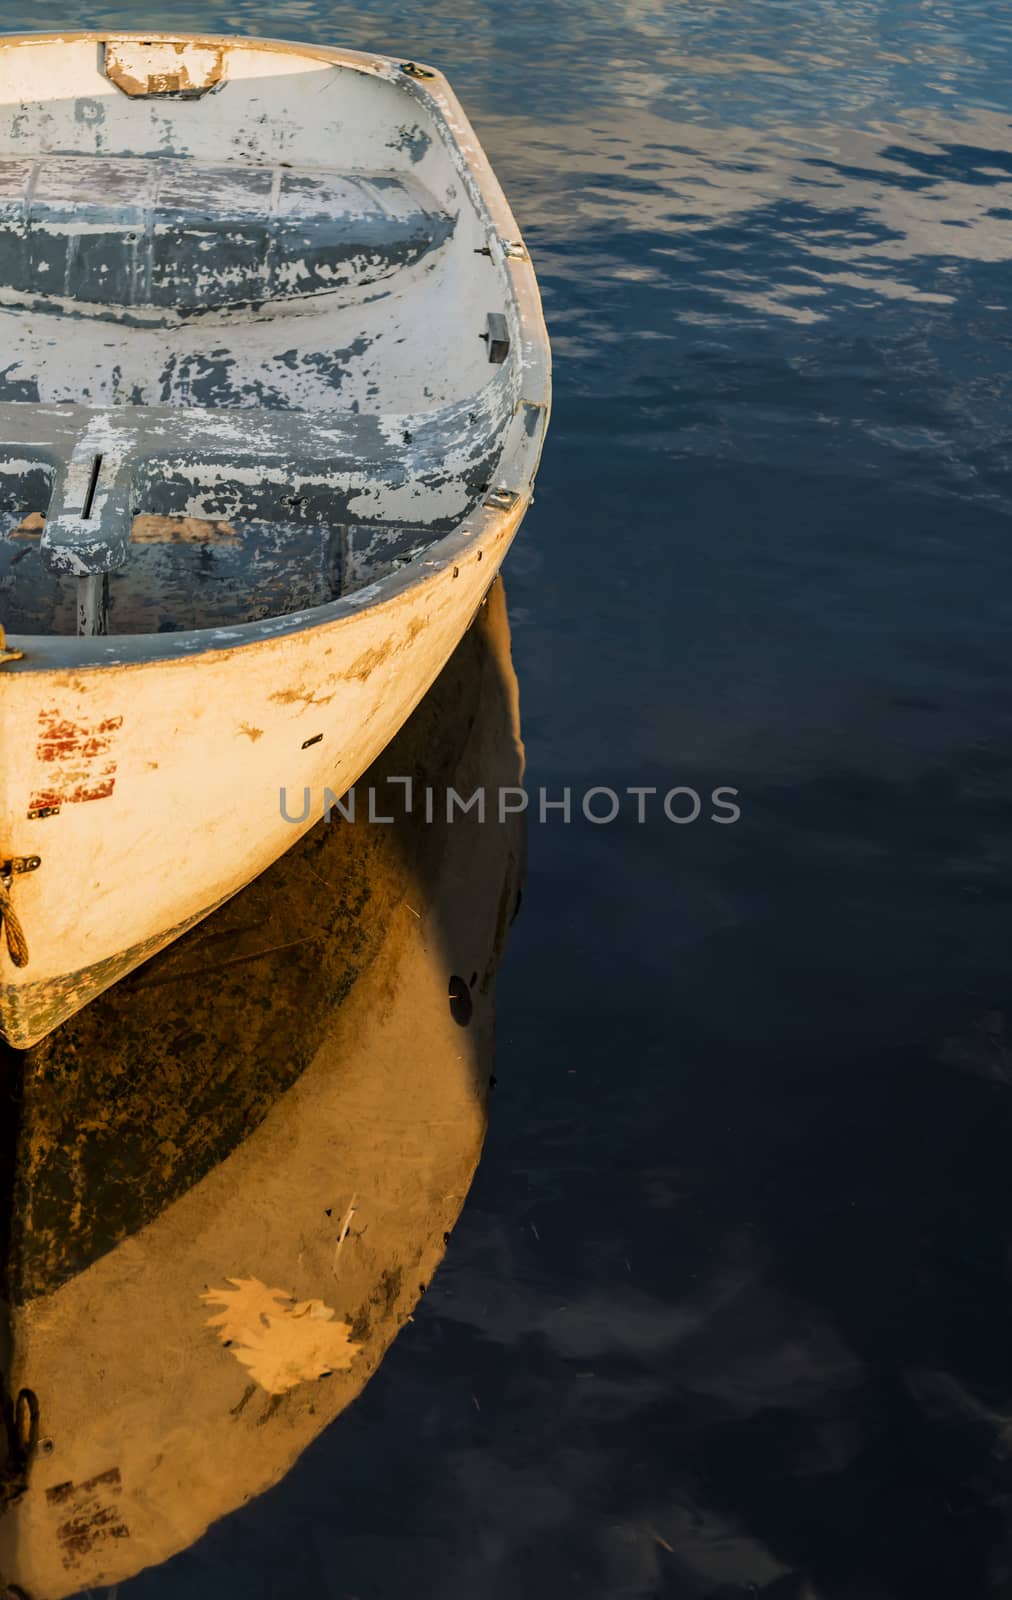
<box><xmin>0</xmin><ymin>29</ymin><xmax>552</xmax><ymax>672</ymax></box>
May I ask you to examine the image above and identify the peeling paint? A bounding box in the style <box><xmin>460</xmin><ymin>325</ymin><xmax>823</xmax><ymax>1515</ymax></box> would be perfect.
<box><xmin>387</xmin><ymin>123</ymin><xmax>432</xmax><ymax>163</ymax></box>
<box><xmin>30</xmin><ymin>707</ymin><xmax>123</xmax><ymax>809</ymax></box>
<box><xmin>104</xmin><ymin>39</ymin><xmax>225</xmax><ymax>99</ymax></box>
<box><xmin>36</xmin><ymin>708</ymin><xmax>123</xmax><ymax>762</ymax></box>
<box><xmin>0</xmin><ymin>157</ymin><xmax>455</xmax><ymax>316</ymax></box>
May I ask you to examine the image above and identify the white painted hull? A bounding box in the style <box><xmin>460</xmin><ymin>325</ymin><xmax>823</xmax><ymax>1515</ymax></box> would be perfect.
<box><xmin>0</xmin><ymin>510</ymin><xmax>520</xmax><ymax>1046</ymax></box>
<box><xmin>0</xmin><ymin>31</ymin><xmax>550</xmax><ymax>1045</ymax></box>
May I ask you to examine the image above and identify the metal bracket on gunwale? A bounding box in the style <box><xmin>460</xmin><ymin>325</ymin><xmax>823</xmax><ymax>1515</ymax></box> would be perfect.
<box><xmin>475</xmin><ymin>238</ymin><xmax>529</xmax><ymax>263</ymax></box>
<box><xmin>484</xmin><ymin>487</ymin><xmax>520</xmax><ymax>512</ymax></box>
<box><xmin>0</xmin><ymin>857</ymin><xmax>40</xmax><ymax>879</ymax></box>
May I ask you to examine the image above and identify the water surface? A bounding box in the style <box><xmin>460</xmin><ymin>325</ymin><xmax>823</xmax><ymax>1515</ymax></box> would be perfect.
<box><xmin>4</xmin><ymin>2</ymin><xmax>1012</xmax><ymax>1596</ymax></box>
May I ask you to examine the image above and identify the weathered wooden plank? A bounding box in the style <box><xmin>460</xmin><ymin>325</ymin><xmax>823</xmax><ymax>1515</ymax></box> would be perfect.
<box><xmin>0</xmin><ymin>157</ymin><xmax>454</xmax><ymax>312</ymax></box>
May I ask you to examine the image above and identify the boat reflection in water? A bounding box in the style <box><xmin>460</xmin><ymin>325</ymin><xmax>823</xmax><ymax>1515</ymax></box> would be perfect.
<box><xmin>0</xmin><ymin>578</ymin><xmax>525</xmax><ymax>1598</ymax></box>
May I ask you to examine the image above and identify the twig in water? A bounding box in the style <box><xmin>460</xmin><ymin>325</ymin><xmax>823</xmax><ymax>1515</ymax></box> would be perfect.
<box><xmin>303</xmin><ymin>861</ymin><xmax>341</xmax><ymax>892</ymax></box>
<box><xmin>135</xmin><ymin>935</ymin><xmax>323</xmax><ymax>989</ymax></box>
<box><xmin>332</xmin><ymin>1193</ymin><xmax>358</xmax><ymax>1276</ymax></box>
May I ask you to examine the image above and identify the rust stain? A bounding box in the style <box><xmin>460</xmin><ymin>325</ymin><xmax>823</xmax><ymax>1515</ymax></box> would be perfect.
<box><xmin>345</xmin><ymin>621</ymin><xmax>425</xmax><ymax>685</ymax></box>
<box><xmin>30</xmin><ymin>708</ymin><xmax>123</xmax><ymax>811</ymax></box>
<box><xmin>72</xmin><ymin>776</ymin><xmax>116</xmax><ymax>802</ymax></box>
<box><xmin>30</xmin><ymin>777</ymin><xmax>116</xmax><ymax>809</ymax></box>
<box><xmin>46</xmin><ymin>1466</ymin><xmax>129</xmax><ymax>1570</ymax></box>
<box><xmin>37</xmin><ymin>711</ymin><xmax>123</xmax><ymax>764</ymax></box>
<box><xmin>268</xmin><ymin>685</ymin><xmax>336</xmax><ymax>709</ymax></box>
<box><xmin>345</xmin><ymin>642</ymin><xmax>394</xmax><ymax>683</ymax></box>
<box><xmin>238</xmin><ymin>723</ymin><xmax>265</xmax><ymax>742</ymax></box>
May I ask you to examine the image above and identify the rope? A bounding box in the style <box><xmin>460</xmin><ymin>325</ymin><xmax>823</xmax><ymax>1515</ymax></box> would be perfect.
<box><xmin>0</xmin><ymin>881</ymin><xmax>28</xmax><ymax>968</ymax></box>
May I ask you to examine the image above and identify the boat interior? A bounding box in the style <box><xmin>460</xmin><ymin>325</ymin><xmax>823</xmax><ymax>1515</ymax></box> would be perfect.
<box><xmin>0</xmin><ymin>36</ymin><xmax>520</xmax><ymax>638</ymax></box>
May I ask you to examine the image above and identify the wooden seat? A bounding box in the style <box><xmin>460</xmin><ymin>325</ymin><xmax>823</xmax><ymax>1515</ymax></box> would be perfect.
<box><xmin>0</xmin><ymin>391</ymin><xmax>504</xmax><ymax>581</ymax></box>
<box><xmin>0</xmin><ymin>156</ymin><xmax>454</xmax><ymax>315</ymax></box>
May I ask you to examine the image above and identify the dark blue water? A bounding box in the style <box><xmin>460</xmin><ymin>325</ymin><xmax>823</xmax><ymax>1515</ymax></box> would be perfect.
<box><xmin>10</xmin><ymin>2</ymin><xmax>1012</xmax><ymax>1595</ymax></box>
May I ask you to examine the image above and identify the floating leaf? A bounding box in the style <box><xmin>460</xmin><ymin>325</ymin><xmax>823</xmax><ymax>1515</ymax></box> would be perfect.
<box><xmin>201</xmin><ymin>1277</ymin><xmax>294</xmax><ymax>1346</ymax></box>
<box><xmin>201</xmin><ymin>1277</ymin><xmax>359</xmax><ymax>1394</ymax></box>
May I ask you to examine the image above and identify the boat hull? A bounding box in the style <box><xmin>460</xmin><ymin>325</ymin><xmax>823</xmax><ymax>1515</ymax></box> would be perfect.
<box><xmin>0</xmin><ymin>508</ymin><xmax>520</xmax><ymax>1046</ymax></box>
<box><xmin>0</xmin><ymin>29</ymin><xmax>550</xmax><ymax>1045</ymax></box>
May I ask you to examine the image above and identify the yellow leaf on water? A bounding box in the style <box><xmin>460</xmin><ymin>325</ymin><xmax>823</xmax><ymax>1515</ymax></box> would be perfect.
<box><xmin>201</xmin><ymin>1277</ymin><xmax>359</xmax><ymax>1395</ymax></box>
<box><xmin>201</xmin><ymin>1277</ymin><xmax>293</xmax><ymax>1346</ymax></box>
<box><xmin>236</xmin><ymin>1308</ymin><xmax>358</xmax><ymax>1395</ymax></box>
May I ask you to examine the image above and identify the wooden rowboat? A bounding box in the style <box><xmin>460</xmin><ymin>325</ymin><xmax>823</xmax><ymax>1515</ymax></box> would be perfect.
<box><xmin>0</xmin><ymin>31</ymin><xmax>549</xmax><ymax>1048</ymax></box>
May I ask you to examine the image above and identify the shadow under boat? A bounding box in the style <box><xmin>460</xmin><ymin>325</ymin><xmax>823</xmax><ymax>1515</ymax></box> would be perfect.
<box><xmin>0</xmin><ymin>577</ymin><xmax>525</xmax><ymax>1599</ymax></box>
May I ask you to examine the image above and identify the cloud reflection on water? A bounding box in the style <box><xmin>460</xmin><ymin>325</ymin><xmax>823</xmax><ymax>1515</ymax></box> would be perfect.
<box><xmin>0</xmin><ymin>2</ymin><xmax>1008</xmax><ymax>1596</ymax></box>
